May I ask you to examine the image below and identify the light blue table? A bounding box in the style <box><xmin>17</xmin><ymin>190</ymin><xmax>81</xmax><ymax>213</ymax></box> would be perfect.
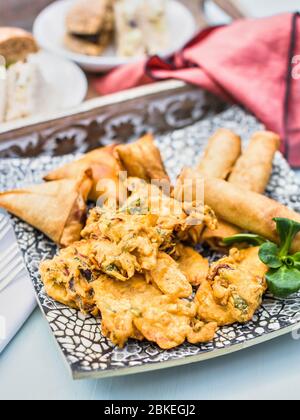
<box><xmin>1</xmin><ymin>0</ymin><xmax>300</xmax><ymax>400</ymax></box>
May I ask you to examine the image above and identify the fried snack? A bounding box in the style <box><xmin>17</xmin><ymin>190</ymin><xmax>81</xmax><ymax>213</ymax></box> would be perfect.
<box><xmin>204</xmin><ymin>177</ymin><xmax>300</xmax><ymax>252</ymax></box>
<box><xmin>228</xmin><ymin>131</ymin><xmax>280</xmax><ymax>193</ymax></box>
<box><xmin>195</xmin><ymin>247</ymin><xmax>267</xmax><ymax>326</ymax></box>
<box><xmin>197</xmin><ymin>128</ymin><xmax>242</xmax><ymax>249</ymax></box>
<box><xmin>175</xmin><ymin>243</ymin><xmax>209</xmax><ymax>287</ymax></box>
<box><xmin>44</xmin><ymin>145</ymin><xmax>123</xmax><ymax>203</ymax></box>
<box><xmin>83</xmin><ymin>209</ymin><xmax>169</xmax><ymax>280</ymax></box>
<box><xmin>197</xmin><ymin>129</ymin><xmax>242</xmax><ymax>180</ymax></box>
<box><xmin>173</xmin><ymin>168</ymin><xmax>218</xmax><ymax>244</ymax></box>
<box><xmin>230</xmin><ymin>246</ymin><xmax>268</xmax><ymax>279</ymax></box>
<box><xmin>146</xmin><ymin>252</ymin><xmax>192</xmax><ymax>298</ymax></box>
<box><xmin>0</xmin><ymin>172</ymin><xmax>92</xmax><ymax>247</ymax></box>
<box><xmin>202</xmin><ymin>220</ymin><xmax>241</xmax><ymax>251</ymax></box>
<box><xmin>40</xmin><ymin>240</ymin><xmax>99</xmax><ymax>314</ymax></box>
<box><xmin>114</xmin><ymin>134</ymin><xmax>170</xmax><ymax>183</ymax></box>
<box><xmin>92</xmin><ymin>275</ymin><xmax>218</xmax><ymax>349</ymax></box>
<box><xmin>199</xmin><ymin>131</ymin><xmax>280</xmax><ymax>250</ymax></box>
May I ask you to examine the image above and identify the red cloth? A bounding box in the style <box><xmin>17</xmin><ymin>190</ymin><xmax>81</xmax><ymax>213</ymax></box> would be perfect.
<box><xmin>95</xmin><ymin>13</ymin><xmax>300</xmax><ymax>167</ymax></box>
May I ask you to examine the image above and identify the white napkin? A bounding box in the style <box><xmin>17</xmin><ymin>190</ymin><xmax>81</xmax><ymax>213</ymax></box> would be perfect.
<box><xmin>0</xmin><ymin>213</ymin><xmax>36</xmax><ymax>354</ymax></box>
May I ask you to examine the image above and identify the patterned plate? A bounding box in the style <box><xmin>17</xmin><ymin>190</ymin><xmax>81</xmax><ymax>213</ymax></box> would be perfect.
<box><xmin>1</xmin><ymin>105</ymin><xmax>300</xmax><ymax>379</ymax></box>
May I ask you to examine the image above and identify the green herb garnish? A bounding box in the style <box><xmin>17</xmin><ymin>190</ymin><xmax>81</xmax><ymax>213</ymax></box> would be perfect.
<box><xmin>105</xmin><ymin>264</ymin><xmax>120</xmax><ymax>273</ymax></box>
<box><xmin>223</xmin><ymin>233</ymin><xmax>266</xmax><ymax>247</ymax></box>
<box><xmin>224</xmin><ymin>218</ymin><xmax>300</xmax><ymax>298</ymax></box>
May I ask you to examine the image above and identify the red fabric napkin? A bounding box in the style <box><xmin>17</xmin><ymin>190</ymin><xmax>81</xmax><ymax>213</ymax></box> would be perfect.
<box><xmin>95</xmin><ymin>13</ymin><xmax>300</xmax><ymax>167</ymax></box>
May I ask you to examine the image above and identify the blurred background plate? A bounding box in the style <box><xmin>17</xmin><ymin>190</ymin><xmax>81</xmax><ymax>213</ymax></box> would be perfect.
<box><xmin>33</xmin><ymin>0</ymin><xmax>197</xmax><ymax>73</ymax></box>
<box><xmin>0</xmin><ymin>50</ymin><xmax>88</xmax><ymax>133</ymax></box>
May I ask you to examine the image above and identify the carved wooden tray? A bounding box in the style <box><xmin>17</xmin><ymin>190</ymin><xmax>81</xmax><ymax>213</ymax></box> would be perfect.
<box><xmin>1</xmin><ymin>81</ymin><xmax>300</xmax><ymax>380</ymax></box>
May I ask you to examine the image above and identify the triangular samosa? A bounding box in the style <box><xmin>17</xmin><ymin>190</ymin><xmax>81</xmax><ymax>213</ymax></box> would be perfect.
<box><xmin>44</xmin><ymin>144</ymin><xmax>123</xmax><ymax>202</ymax></box>
<box><xmin>0</xmin><ymin>171</ymin><xmax>92</xmax><ymax>247</ymax></box>
<box><xmin>114</xmin><ymin>134</ymin><xmax>170</xmax><ymax>183</ymax></box>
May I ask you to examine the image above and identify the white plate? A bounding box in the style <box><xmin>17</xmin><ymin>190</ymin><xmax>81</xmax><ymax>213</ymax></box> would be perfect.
<box><xmin>0</xmin><ymin>51</ymin><xmax>87</xmax><ymax>132</ymax></box>
<box><xmin>33</xmin><ymin>0</ymin><xmax>197</xmax><ymax>73</ymax></box>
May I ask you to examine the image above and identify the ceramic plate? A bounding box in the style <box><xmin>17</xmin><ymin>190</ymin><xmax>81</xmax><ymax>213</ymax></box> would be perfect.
<box><xmin>1</xmin><ymin>102</ymin><xmax>300</xmax><ymax>379</ymax></box>
<box><xmin>0</xmin><ymin>51</ymin><xmax>87</xmax><ymax>133</ymax></box>
<box><xmin>33</xmin><ymin>0</ymin><xmax>197</xmax><ymax>72</ymax></box>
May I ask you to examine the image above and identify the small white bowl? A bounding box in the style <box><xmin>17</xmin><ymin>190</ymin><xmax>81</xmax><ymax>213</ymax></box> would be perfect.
<box><xmin>33</xmin><ymin>0</ymin><xmax>197</xmax><ymax>73</ymax></box>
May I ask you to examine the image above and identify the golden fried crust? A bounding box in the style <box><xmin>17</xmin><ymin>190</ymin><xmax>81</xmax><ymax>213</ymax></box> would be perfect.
<box><xmin>197</xmin><ymin>128</ymin><xmax>242</xmax><ymax>180</ymax></box>
<box><xmin>40</xmin><ymin>240</ymin><xmax>98</xmax><ymax>315</ymax></box>
<box><xmin>146</xmin><ymin>252</ymin><xmax>192</xmax><ymax>298</ymax></box>
<box><xmin>82</xmin><ymin>209</ymin><xmax>171</xmax><ymax>279</ymax></box>
<box><xmin>0</xmin><ymin>171</ymin><xmax>92</xmax><ymax>247</ymax></box>
<box><xmin>44</xmin><ymin>145</ymin><xmax>122</xmax><ymax>202</ymax></box>
<box><xmin>195</xmin><ymin>247</ymin><xmax>267</xmax><ymax>326</ymax></box>
<box><xmin>228</xmin><ymin>131</ymin><xmax>280</xmax><ymax>194</ymax></box>
<box><xmin>115</xmin><ymin>134</ymin><xmax>170</xmax><ymax>183</ymax></box>
<box><xmin>92</xmin><ymin>275</ymin><xmax>217</xmax><ymax>349</ymax></box>
<box><xmin>176</xmin><ymin>244</ymin><xmax>209</xmax><ymax>286</ymax></box>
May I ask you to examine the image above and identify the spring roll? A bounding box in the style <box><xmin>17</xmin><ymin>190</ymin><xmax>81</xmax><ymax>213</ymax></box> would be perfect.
<box><xmin>197</xmin><ymin>128</ymin><xmax>242</xmax><ymax>179</ymax></box>
<box><xmin>228</xmin><ymin>131</ymin><xmax>280</xmax><ymax>193</ymax></box>
<box><xmin>204</xmin><ymin>177</ymin><xmax>300</xmax><ymax>253</ymax></box>
<box><xmin>202</xmin><ymin>220</ymin><xmax>242</xmax><ymax>250</ymax></box>
<box><xmin>202</xmin><ymin>131</ymin><xmax>280</xmax><ymax>249</ymax></box>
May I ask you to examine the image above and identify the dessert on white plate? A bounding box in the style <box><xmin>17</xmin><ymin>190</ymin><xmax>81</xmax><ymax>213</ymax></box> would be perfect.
<box><xmin>0</xmin><ymin>28</ymin><xmax>54</xmax><ymax>123</ymax></box>
<box><xmin>114</xmin><ymin>0</ymin><xmax>169</xmax><ymax>57</ymax></box>
<box><xmin>5</xmin><ymin>56</ymin><xmax>52</xmax><ymax>122</ymax></box>
<box><xmin>0</xmin><ymin>27</ymin><xmax>87</xmax><ymax>128</ymax></box>
<box><xmin>33</xmin><ymin>0</ymin><xmax>196</xmax><ymax>72</ymax></box>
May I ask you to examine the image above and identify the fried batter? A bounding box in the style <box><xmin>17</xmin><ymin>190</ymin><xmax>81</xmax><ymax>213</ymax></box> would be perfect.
<box><xmin>40</xmin><ymin>240</ymin><xmax>99</xmax><ymax>315</ymax></box>
<box><xmin>125</xmin><ymin>177</ymin><xmax>217</xmax><ymax>244</ymax></box>
<box><xmin>146</xmin><ymin>252</ymin><xmax>192</xmax><ymax>298</ymax></box>
<box><xmin>195</xmin><ymin>247</ymin><xmax>267</xmax><ymax>326</ymax></box>
<box><xmin>175</xmin><ymin>243</ymin><xmax>209</xmax><ymax>286</ymax></box>
<box><xmin>92</xmin><ymin>275</ymin><xmax>217</xmax><ymax>349</ymax></box>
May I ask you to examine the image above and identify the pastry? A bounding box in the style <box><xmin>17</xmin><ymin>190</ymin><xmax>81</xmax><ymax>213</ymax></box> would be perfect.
<box><xmin>114</xmin><ymin>0</ymin><xmax>168</xmax><ymax>57</ymax></box>
<box><xmin>0</xmin><ymin>27</ymin><xmax>38</xmax><ymax>66</ymax></box>
<box><xmin>65</xmin><ymin>0</ymin><xmax>114</xmax><ymax>56</ymax></box>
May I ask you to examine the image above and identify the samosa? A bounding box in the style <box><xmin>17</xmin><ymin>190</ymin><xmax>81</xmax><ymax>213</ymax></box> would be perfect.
<box><xmin>0</xmin><ymin>171</ymin><xmax>92</xmax><ymax>247</ymax></box>
<box><xmin>115</xmin><ymin>134</ymin><xmax>170</xmax><ymax>183</ymax></box>
<box><xmin>44</xmin><ymin>144</ymin><xmax>123</xmax><ymax>203</ymax></box>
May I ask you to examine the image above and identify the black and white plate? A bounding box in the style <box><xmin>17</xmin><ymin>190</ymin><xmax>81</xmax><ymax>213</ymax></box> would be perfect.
<box><xmin>1</xmin><ymin>105</ymin><xmax>300</xmax><ymax>379</ymax></box>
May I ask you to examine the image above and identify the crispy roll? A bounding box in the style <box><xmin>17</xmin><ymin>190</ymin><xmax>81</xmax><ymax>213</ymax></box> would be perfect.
<box><xmin>202</xmin><ymin>220</ymin><xmax>242</xmax><ymax>251</ymax></box>
<box><xmin>197</xmin><ymin>128</ymin><xmax>242</xmax><ymax>180</ymax></box>
<box><xmin>204</xmin><ymin>177</ymin><xmax>300</xmax><ymax>252</ymax></box>
<box><xmin>202</xmin><ymin>131</ymin><xmax>280</xmax><ymax>250</ymax></box>
<box><xmin>229</xmin><ymin>131</ymin><xmax>280</xmax><ymax>193</ymax></box>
